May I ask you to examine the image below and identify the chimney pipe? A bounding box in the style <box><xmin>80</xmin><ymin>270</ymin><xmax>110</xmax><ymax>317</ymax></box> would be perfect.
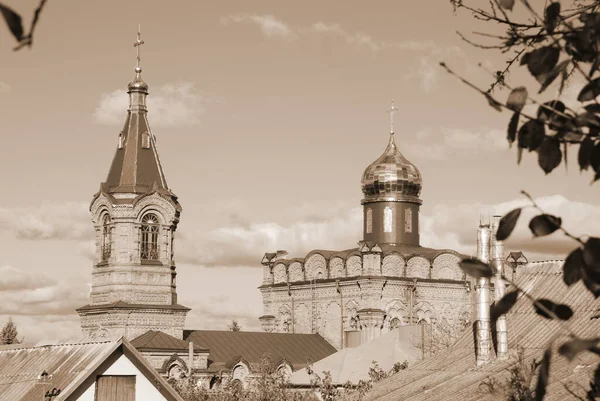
<box><xmin>491</xmin><ymin>216</ymin><xmax>508</xmax><ymax>360</ymax></box>
<box><xmin>475</xmin><ymin>220</ymin><xmax>492</xmax><ymax>366</ymax></box>
<box><xmin>188</xmin><ymin>341</ymin><xmax>193</xmax><ymax>377</ymax></box>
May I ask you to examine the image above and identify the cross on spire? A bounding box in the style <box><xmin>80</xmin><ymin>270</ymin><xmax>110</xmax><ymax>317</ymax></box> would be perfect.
<box><xmin>387</xmin><ymin>99</ymin><xmax>398</xmax><ymax>134</ymax></box>
<box><xmin>134</xmin><ymin>25</ymin><xmax>145</xmax><ymax>69</ymax></box>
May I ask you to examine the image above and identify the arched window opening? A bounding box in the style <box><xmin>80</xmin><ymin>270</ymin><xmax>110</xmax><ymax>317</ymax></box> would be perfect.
<box><xmin>383</xmin><ymin>207</ymin><xmax>393</xmax><ymax>233</ymax></box>
<box><xmin>282</xmin><ymin>319</ymin><xmax>291</xmax><ymax>333</ymax></box>
<box><xmin>141</xmin><ymin>213</ymin><xmax>160</xmax><ymax>260</ymax></box>
<box><xmin>118</xmin><ymin>132</ymin><xmax>124</xmax><ymax>149</ymax></box>
<box><xmin>389</xmin><ymin>317</ymin><xmax>401</xmax><ymax>330</ymax></box>
<box><xmin>349</xmin><ymin>316</ymin><xmax>359</xmax><ymax>330</ymax></box>
<box><xmin>142</xmin><ymin>132</ymin><xmax>151</xmax><ymax>149</ymax></box>
<box><xmin>101</xmin><ymin>214</ymin><xmax>111</xmax><ymax>262</ymax></box>
<box><xmin>366</xmin><ymin>208</ymin><xmax>373</xmax><ymax>234</ymax></box>
<box><xmin>405</xmin><ymin>208</ymin><xmax>412</xmax><ymax>233</ymax></box>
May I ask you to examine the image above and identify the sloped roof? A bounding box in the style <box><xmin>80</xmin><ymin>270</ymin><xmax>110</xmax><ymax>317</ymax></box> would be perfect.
<box><xmin>364</xmin><ymin>261</ymin><xmax>600</xmax><ymax>401</ymax></box>
<box><xmin>290</xmin><ymin>326</ymin><xmax>423</xmax><ymax>386</ymax></box>
<box><xmin>0</xmin><ymin>336</ymin><xmax>184</xmax><ymax>401</ymax></box>
<box><xmin>182</xmin><ymin>330</ymin><xmax>337</xmax><ymax>371</ymax></box>
<box><xmin>131</xmin><ymin>330</ymin><xmax>207</xmax><ymax>352</ymax></box>
<box><xmin>104</xmin><ymin>107</ymin><xmax>169</xmax><ymax>195</ymax></box>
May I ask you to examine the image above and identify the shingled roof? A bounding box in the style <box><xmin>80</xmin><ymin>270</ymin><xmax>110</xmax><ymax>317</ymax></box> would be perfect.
<box><xmin>364</xmin><ymin>260</ymin><xmax>600</xmax><ymax>401</ymax></box>
<box><xmin>131</xmin><ymin>330</ymin><xmax>207</xmax><ymax>353</ymax></box>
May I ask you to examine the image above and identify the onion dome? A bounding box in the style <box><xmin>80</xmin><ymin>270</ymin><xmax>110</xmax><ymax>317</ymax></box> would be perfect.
<box><xmin>361</xmin><ymin>131</ymin><xmax>422</xmax><ymax>203</ymax></box>
<box><xmin>128</xmin><ymin>66</ymin><xmax>148</xmax><ymax>92</ymax></box>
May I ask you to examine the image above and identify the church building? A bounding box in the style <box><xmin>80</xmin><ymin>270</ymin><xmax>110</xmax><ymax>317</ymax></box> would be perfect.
<box><xmin>76</xmin><ymin>31</ymin><xmax>337</xmax><ymax>389</ymax></box>
<box><xmin>258</xmin><ymin>103</ymin><xmax>474</xmax><ymax>350</ymax></box>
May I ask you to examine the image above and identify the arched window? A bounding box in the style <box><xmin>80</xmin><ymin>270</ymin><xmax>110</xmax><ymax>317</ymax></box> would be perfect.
<box><xmin>142</xmin><ymin>132</ymin><xmax>151</xmax><ymax>149</ymax></box>
<box><xmin>140</xmin><ymin>213</ymin><xmax>160</xmax><ymax>260</ymax></box>
<box><xmin>384</xmin><ymin>206</ymin><xmax>393</xmax><ymax>233</ymax></box>
<box><xmin>349</xmin><ymin>316</ymin><xmax>359</xmax><ymax>330</ymax></box>
<box><xmin>282</xmin><ymin>319</ymin><xmax>291</xmax><ymax>333</ymax></box>
<box><xmin>118</xmin><ymin>132</ymin><xmax>124</xmax><ymax>149</ymax></box>
<box><xmin>101</xmin><ymin>214</ymin><xmax>111</xmax><ymax>261</ymax></box>
<box><xmin>389</xmin><ymin>317</ymin><xmax>401</xmax><ymax>330</ymax></box>
<box><xmin>405</xmin><ymin>208</ymin><xmax>412</xmax><ymax>233</ymax></box>
<box><xmin>366</xmin><ymin>208</ymin><xmax>373</xmax><ymax>234</ymax></box>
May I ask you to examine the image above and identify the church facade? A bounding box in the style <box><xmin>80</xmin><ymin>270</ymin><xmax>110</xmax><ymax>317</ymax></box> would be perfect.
<box><xmin>258</xmin><ymin>104</ymin><xmax>474</xmax><ymax>350</ymax></box>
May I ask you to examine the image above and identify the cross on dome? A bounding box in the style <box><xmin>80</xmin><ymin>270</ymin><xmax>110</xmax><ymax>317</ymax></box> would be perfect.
<box><xmin>134</xmin><ymin>25</ymin><xmax>145</xmax><ymax>70</ymax></box>
<box><xmin>387</xmin><ymin>99</ymin><xmax>398</xmax><ymax>134</ymax></box>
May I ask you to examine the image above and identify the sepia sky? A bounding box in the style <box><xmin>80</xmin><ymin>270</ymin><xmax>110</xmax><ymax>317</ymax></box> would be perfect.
<box><xmin>0</xmin><ymin>0</ymin><xmax>598</xmax><ymax>343</ymax></box>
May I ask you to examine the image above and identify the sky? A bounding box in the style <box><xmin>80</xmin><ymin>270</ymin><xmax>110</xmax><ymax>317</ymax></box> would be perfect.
<box><xmin>0</xmin><ymin>0</ymin><xmax>598</xmax><ymax>344</ymax></box>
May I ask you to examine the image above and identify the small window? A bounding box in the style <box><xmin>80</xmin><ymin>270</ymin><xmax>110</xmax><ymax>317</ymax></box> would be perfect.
<box><xmin>101</xmin><ymin>214</ymin><xmax>111</xmax><ymax>261</ymax></box>
<box><xmin>383</xmin><ymin>206</ymin><xmax>393</xmax><ymax>233</ymax></box>
<box><xmin>366</xmin><ymin>208</ymin><xmax>373</xmax><ymax>234</ymax></box>
<box><xmin>349</xmin><ymin>316</ymin><xmax>359</xmax><ymax>330</ymax></box>
<box><xmin>405</xmin><ymin>208</ymin><xmax>412</xmax><ymax>233</ymax></box>
<box><xmin>118</xmin><ymin>132</ymin><xmax>124</xmax><ymax>149</ymax></box>
<box><xmin>389</xmin><ymin>317</ymin><xmax>401</xmax><ymax>330</ymax></box>
<box><xmin>140</xmin><ymin>213</ymin><xmax>160</xmax><ymax>260</ymax></box>
<box><xmin>141</xmin><ymin>132</ymin><xmax>150</xmax><ymax>149</ymax></box>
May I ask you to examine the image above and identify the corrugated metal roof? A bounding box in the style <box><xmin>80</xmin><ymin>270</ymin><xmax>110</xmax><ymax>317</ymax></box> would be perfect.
<box><xmin>365</xmin><ymin>260</ymin><xmax>600</xmax><ymax>401</ymax></box>
<box><xmin>131</xmin><ymin>330</ymin><xmax>207</xmax><ymax>352</ymax></box>
<box><xmin>0</xmin><ymin>337</ymin><xmax>119</xmax><ymax>401</ymax></box>
<box><xmin>0</xmin><ymin>336</ymin><xmax>185</xmax><ymax>401</ymax></box>
<box><xmin>182</xmin><ymin>330</ymin><xmax>337</xmax><ymax>371</ymax></box>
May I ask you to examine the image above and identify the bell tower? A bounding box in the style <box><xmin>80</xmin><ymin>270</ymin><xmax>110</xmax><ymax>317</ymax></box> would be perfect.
<box><xmin>77</xmin><ymin>28</ymin><xmax>189</xmax><ymax>340</ymax></box>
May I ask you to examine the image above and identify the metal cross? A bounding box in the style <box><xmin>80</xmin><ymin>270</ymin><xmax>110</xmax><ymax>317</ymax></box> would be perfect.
<box><xmin>134</xmin><ymin>25</ymin><xmax>145</xmax><ymax>69</ymax></box>
<box><xmin>387</xmin><ymin>99</ymin><xmax>398</xmax><ymax>134</ymax></box>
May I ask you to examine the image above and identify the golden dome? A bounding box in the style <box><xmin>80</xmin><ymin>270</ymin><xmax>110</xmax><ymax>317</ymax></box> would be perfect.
<box><xmin>361</xmin><ymin>133</ymin><xmax>422</xmax><ymax>203</ymax></box>
<box><xmin>128</xmin><ymin>67</ymin><xmax>148</xmax><ymax>92</ymax></box>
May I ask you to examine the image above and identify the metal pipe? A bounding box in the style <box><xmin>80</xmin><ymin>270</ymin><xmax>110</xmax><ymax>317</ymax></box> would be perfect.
<box><xmin>475</xmin><ymin>220</ymin><xmax>492</xmax><ymax>366</ymax></box>
<box><xmin>188</xmin><ymin>341</ymin><xmax>193</xmax><ymax>377</ymax></box>
<box><xmin>491</xmin><ymin>216</ymin><xmax>508</xmax><ymax>360</ymax></box>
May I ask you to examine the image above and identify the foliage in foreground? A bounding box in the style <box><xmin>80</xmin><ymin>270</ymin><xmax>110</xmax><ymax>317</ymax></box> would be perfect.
<box><xmin>449</xmin><ymin>2</ymin><xmax>600</xmax><ymax>398</ymax></box>
<box><xmin>167</xmin><ymin>355</ymin><xmax>408</xmax><ymax>401</ymax></box>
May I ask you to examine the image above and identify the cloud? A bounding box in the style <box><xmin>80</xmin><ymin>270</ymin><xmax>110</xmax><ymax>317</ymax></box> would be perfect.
<box><xmin>175</xmin><ymin>194</ymin><xmax>598</xmax><ymax>268</ymax></box>
<box><xmin>94</xmin><ymin>82</ymin><xmax>205</xmax><ymax>127</ymax></box>
<box><xmin>0</xmin><ymin>82</ymin><xmax>10</xmax><ymax>93</ymax></box>
<box><xmin>220</xmin><ymin>14</ymin><xmax>297</xmax><ymax>40</ymax></box>
<box><xmin>310</xmin><ymin>22</ymin><xmax>384</xmax><ymax>51</ymax></box>
<box><xmin>0</xmin><ymin>202</ymin><xmax>92</xmax><ymax>241</ymax></box>
<box><xmin>0</xmin><ymin>265</ymin><xmax>89</xmax><ymax>318</ymax></box>
<box><xmin>406</xmin><ymin>127</ymin><xmax>508</xmax><ymax>160</ymax></box>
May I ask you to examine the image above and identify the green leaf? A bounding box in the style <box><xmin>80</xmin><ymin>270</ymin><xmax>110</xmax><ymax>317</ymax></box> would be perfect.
<box><xmin>507</xmin><ymin>112</ymin><xmax>519</xmax><ymax>146</ymax></box>
<box><xmin>459</xmin><ymin>258</ymin><xmax>494</xmax><ymax>279</ymax></box>
<box><xmin>574</xmin><ymin>112</ymin><xmax>600</xmax><ymax>129</ymax></box>
<box><xmin>537</xmin><ymin>100</ymin><xmax>566</xmax><ymax>123</ymax></box>
<box><xmin>485</xmin><ymin>93</ymin><xmax>502</xmax><ymax>112</ymax></box>
<box><xmin>507</xmin><ymin>87</ymin><xmax>528</xmax><ymax>112</ymax></box>
<box><xmin>534</xmin><ymin>299</ymin><xmax>574</xmax><ymax>320</ymax></box>
<box><xmin>544</xmin><ymin>2</ymin><xmax>561</xmax><ymax>34</ymax></box>
<box><xmin>528</xmin><ymin>214</ymin><xmax>561</xmax><ymax>237</ymax></box>
<box><xmin>539</xmin><ymin>60</ymin><xmax>569</xmax><ymax>94</ymax></box>
<box><xmin>563</xmin><ymin>248</ymin><xmax>584</xmax><ymax>286</ymax></box>
<box><xmin>499</xmin><ymin>0</ymin><xmax>515</xmax><ymax>11</ymax></box>
<box><xmin>584</xmin><ymin>104</ymin><xmax>600</xmax><ymax>114</ymax></box>
<box><xmin>517</xmin><ymin>146</ymin><xmax>523</xmax><ymax>164</ymax></box>
<box><xmin>583</xmin><ymin>237</ymin><xmax>600</xmax><ymax>272</ymax></box>
<box><xmin>579</xmin><ymin>137</ymin><xmax>595</xmax><ymax>171</ymax></box>
<box><xmin>591</xmin><ymin>142</ymin><xmax>600</xmax><ymax>174</ymax></box>
<box><xmin>496</xmin><ymin>208</ymin><xmax>522</xmax><ymax>241</ymax></box>
<box><xmin>527</xmin><ymin>46</ymin><xmax>560</xmax><ymax>77</ymax></box>
<box><xmin>538</xmin><ymin>137</ymin><xmax>562</xmax><ymax>174</ymax></box>
<box><xmin>518</xmin><ymin>120</ymin><xmax>546</xmax><ymax>151</ymax></box>
<box><xmin>0</xmin><ymin>3</ymin><xmax>24</xmax><ymax>43</ymax></box>
<box><xmin>490</xmin><ymin>290</ymin><xmax>519</xmax><ymax>326</ymax></box>
<box><xmin>534</xmin><ymin>348</ymin><xmax>551</xmax><ymax>401</ymax></box>
<box><xmin>578</xmin><ymin>77</ymin><xmax>600</xmax><ymax>102</ymax></box>
<box><xmin>559</xmin><ymin>338</ymin><xmax>600</xmax><ymax>361</ymax></box>
<box><xmin>581</xmin><ymin>268</ymin><xmax>600</xmax><ymax>298</ymax></box>
<box><xmin>520</xmin><ymin>52</ymin><xmax>531</xmax><ymax>66</ymax></box>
